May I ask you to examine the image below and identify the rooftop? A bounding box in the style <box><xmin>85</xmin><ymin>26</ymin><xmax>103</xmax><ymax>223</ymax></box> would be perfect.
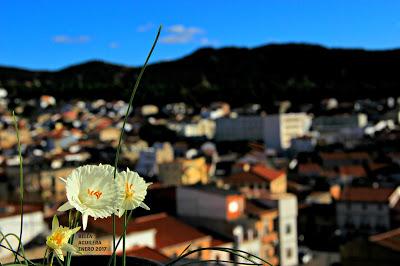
<box><xmin>91</xmin><ymin>213</ymin><xmax>209</xmax><ymax>249</ymax></box>
<box><xmin>370</xmin><ymin>227</ymin><xmax>400</xmax><ymax>252</ymax></box>
<box><xmin>339</xmin><ymin>187</ymin><xmax>395</xmax><ymax>203</ymax></box>
<box><xmin>124</xmin><ymin>246</ymin><xmax>170</xmax><ymax>262</ymax></box>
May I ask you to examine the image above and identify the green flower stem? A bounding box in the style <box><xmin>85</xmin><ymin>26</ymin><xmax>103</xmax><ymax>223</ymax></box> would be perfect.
<box><xmin>122</xmin><ymin>211</ymin><xmax>127</xmax><ymax>266</ymax></box>
<box><xmin>66</xmin><ymin>211</ymin><xmax>80</xmax><ymax>266</ymax></box>
<box><xmin>110</xmin><ymin>25</ymin><xmax>161</xmax><ymax>266</ymax></box>
<box><xmin>49</xmin><ymin>252</ymin><xmax>54</xmax><ymax>266</ymax></box>
<box><xmin>42</xmin><ymin>248</ymin><xmax>48</xmax><ymax>266</ymax></box>
<box><xmin>106</xmin><ymin>210</ymin><xmax>134</xmax><ymax>266</ymax></box>
<box><xmin>12</xmin><ymin>111</ymin><xmax>24</xmax><ymax>265</ymax></box>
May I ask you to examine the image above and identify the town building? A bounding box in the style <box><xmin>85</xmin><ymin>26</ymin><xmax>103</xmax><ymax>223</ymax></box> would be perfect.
<box><xmin>263</xmin><ymin>113</ymin><xmax>312</xmax><ymax>150</ymax></box>
<box><xmin>158</xmin><ymin>157</ymin><xmax>209</xmax><ymax>186</ymax></box>
<box><xmin>336</xmin><ymin>186</ymin><xmax>400</xmax><ymax>237</ymax></box>
<box><xmin>223</xmin><ymin>163</ymin><xmax>287</xmax><ymax>194</ymax></box>
<box><xmin>215</xmin><ymin>116</ymin><xmax>264</xmax><ymax>141</ymax></box>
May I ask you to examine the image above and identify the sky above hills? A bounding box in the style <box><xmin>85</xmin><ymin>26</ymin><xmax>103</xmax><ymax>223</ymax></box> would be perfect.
<box><xmin>1</xmin><ymin>0</ymin><xmax>400</xmax><ymax>70</ymax></box>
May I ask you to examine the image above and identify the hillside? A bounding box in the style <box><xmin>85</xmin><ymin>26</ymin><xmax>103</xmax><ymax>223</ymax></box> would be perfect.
<box><xmin>1</xmin><ymin>44</ymin><xmax>400</xmax><ymax>106</ymax></box>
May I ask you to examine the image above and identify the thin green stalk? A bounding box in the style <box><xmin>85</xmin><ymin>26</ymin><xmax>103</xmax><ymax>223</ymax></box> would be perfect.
<box><xmin>122</xmin><ymin>211</ymin><xmax>127</xmax><ymax>266</ymax></box>
<box><xmin>49</xmin><ymin>252</ymin><xmax>54</xmax><ymax>266</ymax></box>
<box><xmin>106</xmin><ymin>211</ymin><xmax>134</xmax><ymax>266</ymax></box>
<box><xmin>42</xmin><ymin>248</ymin><xmax>48</xmax><ymax>266</ymax></box>
<box><xmin>0</xmin><ymin>232</ymin><xmax>19</xmax><ymax>257</ymax></box>
<box><xmin>0</xmin><ymin>244</ymin><xmax>34</xmax><ymax>265</ymax></box>
<box><xmin>0</xmin><ymin>232</ymin><xmax>29</xmax><ymax>265</ymax></box>
<box><xmin>12</xmin><ymin>111</ymin><xmax>24</xmax><ymax>264</ymax></box>
<box><xmin>66</xmin><ymin>211</ymin><xmax>80</xmax><ymax>266</ymax></box>
<box><xmin>110</xmin><ymin>25</ymin><xmax>162</xmax><ymax>266</ymax></box>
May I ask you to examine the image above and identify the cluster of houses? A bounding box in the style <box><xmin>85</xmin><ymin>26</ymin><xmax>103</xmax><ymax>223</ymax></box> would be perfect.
<box><xmin>1</xmin><ymin>90</ymin><xmax>400</xmax><ymax>265</ymax></box>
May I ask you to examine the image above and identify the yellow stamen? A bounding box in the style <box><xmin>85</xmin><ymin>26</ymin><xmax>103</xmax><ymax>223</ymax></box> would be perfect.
<box><xmin>125</xmin><ymin>183</ymin><xmax>134</xmax><ymax>200</ymax></box>
<box><xmin>87</xmin><ymin>189</ymin><xmax>103</xmax><ymax>199</ymax></box>
<box><xmin>52</xmin><ymin>231</ymin><xmax>64</xmax><ymax>246</ymax></box>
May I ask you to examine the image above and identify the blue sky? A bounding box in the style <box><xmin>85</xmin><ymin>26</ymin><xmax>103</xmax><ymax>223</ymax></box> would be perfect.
<box><xmin>1</xmin><ymin>0</ymin><xmax>400</xmax><ymax>70</ymax></box>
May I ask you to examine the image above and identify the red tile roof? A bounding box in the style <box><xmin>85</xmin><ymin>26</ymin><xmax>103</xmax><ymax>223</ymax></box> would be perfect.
<box><xmin>226</xmin><ymin>164</ymin><xmax>285</xmax><ymax>185</ymax></box>
<box><xmin>339</xmin><ymin>165</ymin><xmax>367</xmax><ymax>177</ymax></box>
<box><xmin>225</xmin><ymin>172</ymin><xmax>265</xmax><ymax>185</ymax></box>
<box><xmin>251</xmin><ymin>164</ymin><xmax>285</xmax><ymax>181</ymax></box>
<box><xmin>339</xmin><ymin>187</ymin><xmax>395</xmax><ymax>203</ymax></box>
<box><xmin>369</xmin><ymin>228</ymin><xmax>400</xmax><ymax>252</ymax></box>
<box><xmin>320</xmin><ymin>152</ymin><xmax>371</xmax><ymax>161</ymax></box>
<box><xmin>125</xmin><ymin>246</ymin><xmax>170</xmax><ymax>262</ymax></box>
<box><xmin>298</xmin><ymin>163</ymin><xmax>322</xmax><ymax>174</ymax></box>
<box><xmin>91</xmin><ymin>213</ymin><xmax>209</xmax><ymax>249</ymax></box>
<box><xmin>210</xmin><ymin>238</ymin><xmax>231</xmax><ymax>247</ymax></box>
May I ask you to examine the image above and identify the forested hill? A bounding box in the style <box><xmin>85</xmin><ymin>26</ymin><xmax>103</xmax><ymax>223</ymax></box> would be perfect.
<box><xmin>1</xmin><ymin>43</ymin><xmax>400</xmax><ymax>106</ymax></box>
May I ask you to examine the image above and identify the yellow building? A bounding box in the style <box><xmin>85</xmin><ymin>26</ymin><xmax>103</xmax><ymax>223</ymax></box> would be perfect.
<box><xmin>158</xmin><ymin>157</ymin><xmax>209</xmax><ymax>186</ymax></box>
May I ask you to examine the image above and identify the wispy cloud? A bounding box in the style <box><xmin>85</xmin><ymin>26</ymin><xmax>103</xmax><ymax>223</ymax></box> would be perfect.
<box><xmin>160</xmin><ymin>24</ymin><xmax>206</xmax><ymax>44</ymax></box>
<box><xmin>137</xmin><ymin>22</ymin><xmax>155</xmax><ymax>32</ymax></box>
<box><xmin>199</xmin><ymin>37</ymin><xmax>219</xmax><ymax>46</ymax></box>
<box><xmin>109</xmin><ymin>42</ymin><xmax>119</xmax><ymax>49</ymax></box>
<box><xmin>52</xmin><ymin>35</ymin><xmax>91</xmax><ymax>44</ymax></box>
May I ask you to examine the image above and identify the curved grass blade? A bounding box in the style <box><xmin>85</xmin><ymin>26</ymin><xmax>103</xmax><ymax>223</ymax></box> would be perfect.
<box><xmin>165</xmin><ymin>247</ymin><xmax>272</xmax><ymax>266</ymax></box>
<box><xmin>0</xmin><ymin>233</ymin><xmax>28</xmax><ymax>265</ymax></box>
<box><xmin>178</xmin><ymin>259</ymin><xmax>262</xmax><ymax>266</ymax></box>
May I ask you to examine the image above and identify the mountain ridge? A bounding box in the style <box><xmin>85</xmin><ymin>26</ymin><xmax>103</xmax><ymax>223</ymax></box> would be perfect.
<box><xmin>1</xmin><ymin>43</ymin><xmax>400</xmax><ymax>106</ymax></box>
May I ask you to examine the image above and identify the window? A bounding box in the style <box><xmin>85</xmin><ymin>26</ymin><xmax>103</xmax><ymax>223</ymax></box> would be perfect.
<box><xmin>285</xmin><ymin>224</ymin><xmax>292</xmax><ymax>235</ymax></box>
<box><xmin>264</xmin><ymin>223</ymin><xmax>270</xmax><ymax>234</ymax></box>
<box><xmin>286</xmin><ymin>248</ymin><xmax>292</xmax><ymax>258</ymax></box>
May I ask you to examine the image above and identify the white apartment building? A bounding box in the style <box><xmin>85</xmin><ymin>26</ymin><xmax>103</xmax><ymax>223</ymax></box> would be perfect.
<box><xmin>257</xmin><ymin>193</ymin><xmax>299</xmax><ymax>266</ymax></box>
<box><xmin>215</xmin><ymin>113</ymin><xmax>311</xmax><ymax>150</ymax></box>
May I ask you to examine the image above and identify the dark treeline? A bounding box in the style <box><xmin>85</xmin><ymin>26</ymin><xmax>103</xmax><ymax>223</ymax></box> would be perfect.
<box><xmin>1</xmin><ymin>43</ymin><xmax>400</xmax><ymax>107</ymax></box>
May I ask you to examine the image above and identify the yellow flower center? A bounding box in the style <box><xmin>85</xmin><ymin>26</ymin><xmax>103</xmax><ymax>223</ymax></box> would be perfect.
<box><xmin>52</xmin><ymin>231</ymin><xmax>64</xmax><ymax>246</ymax></box>
<box><xmin>87</xmin><ymin>189</ymin><xmax>103</xmax><ymax>199</ymax></box>
<box><xmin>47</xmin><ymin>227</ymin><xmax>69</xmax><ymax>249</ymax></box>
<box><xmin>125</xmin><ymin>183</ymin><xmax>134</xmax><ymax>200</ymax></box>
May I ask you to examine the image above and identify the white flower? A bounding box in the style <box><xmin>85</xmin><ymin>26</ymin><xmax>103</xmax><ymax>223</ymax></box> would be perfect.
<box><xmin>116</xmin><ymin>168</ymin><xmax>151</xmax><ymax>217</ymax></box>
<box><xmin>57</xmin><ymin>164</ymin><xmax>122</xmax><ymax>230</ymax></box>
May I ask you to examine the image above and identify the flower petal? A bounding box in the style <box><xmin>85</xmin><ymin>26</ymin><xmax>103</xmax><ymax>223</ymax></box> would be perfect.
<box><xmin>140</xmin><ymin>202</ymin><xmax>150</xmax><ymax>210</ymax></box>
<box><xmin>54</xmin><ymin>249</ymin><xmax>64</xmax><ymax>261</ymax></box>
<box><xmin>63</xmin><ymin>243</ymin><xmax>80</xmax><ymax>254</ymax></box>
<box><xmin>51</xmin><ymin>215</ymin><xmax>59</xmax><ymax>233</ymax></box>
<box><xmin>82</xmin><ymin>213</ymin><xmax>89</xmax><ymax>231</ymax></box>
<box><xmin>58</xmin><ymin>201</ymin><xmax>74</xmax><ymax>212</ymax></box>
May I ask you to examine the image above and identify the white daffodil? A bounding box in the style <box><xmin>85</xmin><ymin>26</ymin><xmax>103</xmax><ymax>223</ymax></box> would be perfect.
<box><xmin>57</xmin><ymin>164</ymin><xmax>122</xmax><ymax>230</ymax></box>
<box><xmin>46</xmin><ymin>215</ymin><xmax>80</xmax><ymax>261</ymax></box>
<box><xmin>116</xmin><ymin>168</ymin><xmax>151</xmax><ymax>217</ymax></box>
